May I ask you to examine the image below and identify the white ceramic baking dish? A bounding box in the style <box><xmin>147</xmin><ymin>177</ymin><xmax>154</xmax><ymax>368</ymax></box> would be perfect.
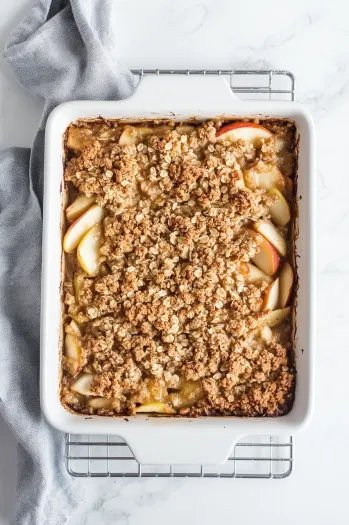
<box><xmin>41</xmin><ymin>75</ymin><xmax>315</xmax><ymax>465</ymax></box>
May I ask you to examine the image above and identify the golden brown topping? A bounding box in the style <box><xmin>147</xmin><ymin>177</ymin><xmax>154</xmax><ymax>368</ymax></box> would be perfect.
<box><xmin>61</xmin><ymin>119</ymin><xmax>296</xmax><ymax>417</ymax></box>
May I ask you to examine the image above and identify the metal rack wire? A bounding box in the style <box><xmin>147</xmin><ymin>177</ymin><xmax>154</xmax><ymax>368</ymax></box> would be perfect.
<box><xmin>66</xmin><ymin>69</ymin><xmax>295</xmax><ymax>479</ymax></box>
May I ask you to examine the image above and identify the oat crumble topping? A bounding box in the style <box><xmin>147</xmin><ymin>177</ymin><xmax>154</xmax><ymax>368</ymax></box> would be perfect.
<box><xmin>61</xmin><ymin>119</ymin><xmax>296</xmax><ymax>417</ymax></box>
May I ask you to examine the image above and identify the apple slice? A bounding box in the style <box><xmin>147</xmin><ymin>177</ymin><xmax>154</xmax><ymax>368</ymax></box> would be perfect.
<box><xmin>246</xmin><ymin>325</ymin><xmax>274</xmax><ymax>344</ymax></box>
<box><xmin>239</xmin><ymin>262</ymin><xmax>272</xmax><ymax>283</ymax></box>
<box><xmin>279</xmin><ymin>262</ymin><xmax>294</xmax><ymax>308</ymax></box>
<box><xmin>263</xmin><ymin>307</ymin><xmax>291</xmax><ymax>327</ymax></box>
<box><xmin>65</xmin><ymin>333</ymin><xmax>82</xmax><ymax>376</ymax></box>
<box><xmin>66</xmin><ymin>194</ymin><xmax>96</xmax><ymax>221</ymax></box>
<box><xmin>268</xmin><ymin>188</ymin><xmax>291</xmax><ymax>226</ymax></box>
<box><xmin>119</xmin><ymin>126</ymin><xmax>150</xmax><ymax>145</ymax></box>
<box><xmin>176</xmin><ymin>125</ymin><xmax>196</xmax><ymax>135</ymax></box>
<box><xmin>119</xmin><ymin>125</ymin><xmax>197</xmax><ymax>145</ymax></box>
<box><xmin>77</xmin><ymin>224</ymin><xmax>102</xmax><ymax>276</ymax></box>
<box><xmin>65</xmin><ymin>333</ymin><xmax>82</xmax><ymax>359</ymax></box>
<box><xmin>253</xmin><ymin>220</ymin><xmax>287</xmax><ymax>257</ymax></box>
<box><xmin>63</xmin><ymin>205</ymin><xmax>104</xmax><ymax>253</ymax></box>
<box><xmin>65</xmin><ymin>319</ymin><xmax>81</xmax><ymax>337</ymax></box>
<box><xmin>71</xmin><ymin>313</ymin><xmax>90</xmax><ymax>324</ymax></box>
<box><xmin>71</xmin><ymin>373</ymin><xmax>95</xmax><ymax>396</ymax></box>
<box><xmin>119</xmin><ymin>125</ymin><xmax>171</xmax><ymax>145</ymax></box>
<box><xmin>244</xmin><ymin>164</ymin><xmax>285</xmax><ymax>192</ymax></box>
<box><xmin>216</xmin><ymin>122</ymin><xmax>272</xmax><ymax>146</ymax></box>
<box><xmin>88</xmin><ymin>397</ymin><xmax>114</xmax><ymax>409</ymax></box>
<box><xmin>135</xmin><ymin>402</ymin><xmax>175</xmax><ymax>414</ymax></box>
<box><xmin>73</xmin><ymin>273</ymin><xmax>85</xmax><ymax>304</ymax></box>
<box><xmin>263</xmin><ymin>278</ymin><xmax>279</xmax><ymax>311</ymax></box>
<box><xmin>260</xmin><ymin>325</ymin><xmax>273</xmax><ymax>342</ymax></box>
<box><xmin>249</xmin><ymin>230</ymin><xmax>280</xmax><ymax>276</ymax></box>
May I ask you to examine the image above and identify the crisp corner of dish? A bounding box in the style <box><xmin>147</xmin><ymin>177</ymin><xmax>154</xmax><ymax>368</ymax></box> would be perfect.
<box><xmin>61</xmin><ymin>118</ymin><xmax>297</xmax><ymax>418</ymax></box>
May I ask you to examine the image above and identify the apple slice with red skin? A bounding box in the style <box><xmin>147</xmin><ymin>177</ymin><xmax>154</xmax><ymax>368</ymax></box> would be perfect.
<box><xmin>63</xmin><ymin>205</ymin><xmax>104</xmax><ymax>253</ymax></box>
<box><xmin>77</xmin><ymin>224</ymin><xmax>103</xmax><ymax>277</ymax></box>
<box><xmin>279</xmin><ymin>262</ymin><xmax>294</xmax><ymax>308</ymax></box>
<box><xmin>268</xmin><ymin>188</ymin><xmax>291</xmax><ymax>226</ymax></box>
<box><xmin>216</xmin><ymin>122</ymin><xmax>272</xmax><ymax>146</ymax></box>
<box><xmin>253</xmin><ymin>220</ymin><xmax>287</xmax><ymax>257</ymax></box>
<box><xmin>244</xmin><ymin>164</ymin><xmax>285</xmax><ymax>193</ymax></box>
<box><xmin>66</xmin><ymin>194</ymin><xmax>96</xmax><ymax>221</ymax></box>
<box><xmin>263</xmin><ymin>307</ymin><xmax>291</xmax><ymax>327</ymax></box>
<box><xmin>262</xmin><ymin>278</ymin><xmax>280</xmax><ymax>311</ymax></box>
<box><xmin>249</xmin><ymin>230</ymin><xmax>280</xmax><ymax>276</ymax></box>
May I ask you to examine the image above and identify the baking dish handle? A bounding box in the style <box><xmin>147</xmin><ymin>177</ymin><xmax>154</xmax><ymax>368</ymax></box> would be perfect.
<box><xmin>126</xmin><ymin>73</ymin><xmax>239</xmax><ymax>110</ymax></box>
<box><xmin>122</xmin><ymin>424</ymin><xmax>242</xmax><ymax>466</ymax></box>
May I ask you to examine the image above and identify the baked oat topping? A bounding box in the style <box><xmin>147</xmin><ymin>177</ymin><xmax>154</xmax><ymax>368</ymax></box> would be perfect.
<box><xmin>61</xmin><ymin>119</ymin><xmax>297</xmax><ymax>417</ymax></box>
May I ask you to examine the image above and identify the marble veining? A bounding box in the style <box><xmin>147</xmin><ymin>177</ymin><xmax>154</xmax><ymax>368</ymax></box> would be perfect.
<box><xmin>68</xmin><ymin>478</ymin><xmax>184</xmax><ymax>525</ymax></box>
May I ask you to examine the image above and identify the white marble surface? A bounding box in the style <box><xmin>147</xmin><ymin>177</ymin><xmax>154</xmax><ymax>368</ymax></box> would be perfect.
<box><xmin>1</xmin><ymin>0</ymin><xmax>348</xmax><ymax>523</ymax></box>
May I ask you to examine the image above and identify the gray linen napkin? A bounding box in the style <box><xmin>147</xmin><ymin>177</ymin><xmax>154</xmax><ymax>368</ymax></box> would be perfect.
<box><xmin>0</xmin><ymin>1</ymin><xmax>135</xmax><ymax>523</ymax></box>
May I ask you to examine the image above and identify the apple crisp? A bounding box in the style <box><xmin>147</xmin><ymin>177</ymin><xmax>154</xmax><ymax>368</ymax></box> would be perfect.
<box><xmin>61</xmin><ymin>118</ymin><xmax>297</xmax><ymax>417</ymax></box>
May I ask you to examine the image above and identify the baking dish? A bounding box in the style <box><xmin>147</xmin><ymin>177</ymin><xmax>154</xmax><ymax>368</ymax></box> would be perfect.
<box><xmin>41</xmin><ymin>75</ymin><xmax>315</xmax><ymax>465</ymax></box>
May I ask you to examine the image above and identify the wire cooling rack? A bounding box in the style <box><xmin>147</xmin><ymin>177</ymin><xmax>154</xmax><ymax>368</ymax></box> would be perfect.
<box><xmin>66</xmin><ymin>434</ymin><xmax>293</xmax><ymax>478</ymax></box>
<box><xmin>130</xmin><ymin>68</ymin><xmax>295</xmax><ymax>101</ymax></box>
<box><xmin>66</xmin><ymin>69</ymin><xmax>295</xmax><ymax>479</ymax></box>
